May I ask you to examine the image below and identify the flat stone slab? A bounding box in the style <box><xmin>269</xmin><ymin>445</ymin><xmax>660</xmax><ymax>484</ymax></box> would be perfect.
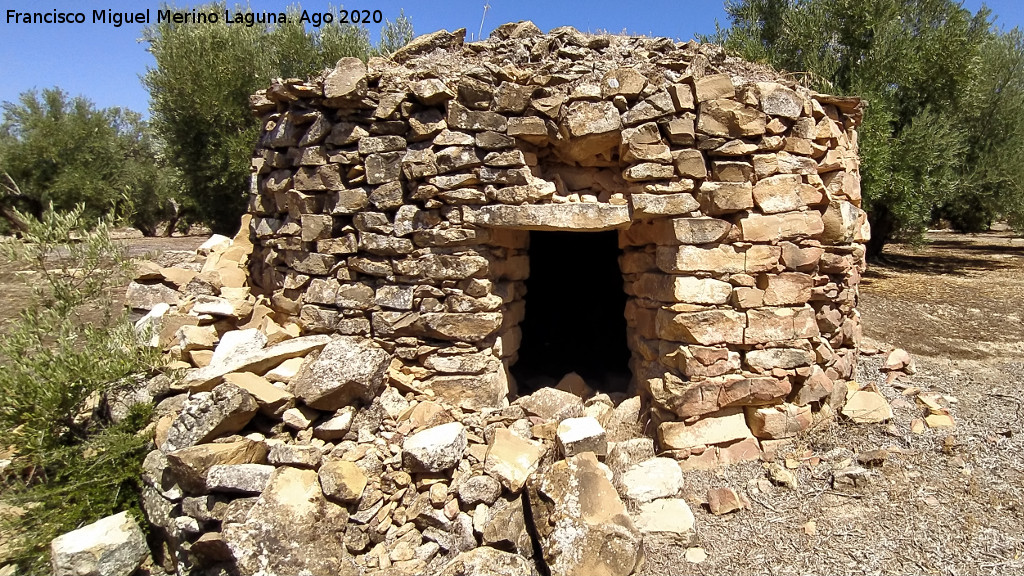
<box><xmin>183</xmin><ymin>334</ymin><xmax>332</xmax><ymax>390</ymax></box>
<box><xmin>463</xmin><ymin>203</ymin><xmax>631</xmax><ymax>231</ymax></box>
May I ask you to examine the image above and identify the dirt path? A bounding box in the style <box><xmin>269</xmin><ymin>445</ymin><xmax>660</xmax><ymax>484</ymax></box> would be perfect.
<box><xmin>859</xmin><ymin>230</ymin><xmax>1024</xmax><ymax>360</ymax></box>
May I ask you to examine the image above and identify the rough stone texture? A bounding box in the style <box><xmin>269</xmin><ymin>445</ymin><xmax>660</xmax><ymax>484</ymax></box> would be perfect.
<box><xmin>290</xmin><ymin>336</ymin><xmax>392</xmax><ymax>410</ymax></box>
<box><xmin>556</xmin><ymin>416</ymin><xmax>608</xmax><ymax>457</ymax></box>
<box><xmin>528</xmin><ymin>452</ymin><xmax>644</xmax><ymax>576</ymax></box>
<box><xmin>206</xmin><ymin>463</ymin><xmax>275</xmax><ymax>494</ymax></box>
<box><xmin>631</xmin><ymin>498</ymin><xmax>697</xmax><ymax>546</ymax></box>
<box><xmin>319</xmin><ymin>460</ymin><xmax>368</xmax><ymax>503</ymax></box>
<box><xmin>617</xmin><ymin>457</ymin><xmax>684</xmax><ymax>502</ymax></box>
<box><xmin>128</xmin><ymin>24</ymin><xmax>872</xmax><ymax>574</ymax></box>
<box><xmin>439</xmin><ymin>546</ymin><xmax>533</xmax><ymax>576</ymax></box>
<box><xmin>403</xmin><ymin>421</ymin><xmax>468</xmax><ymax>472</ymax></box>
<box><xmin>50</xmin><ymin>512</ymin><xmax>149</xmax><ymax>576</ymax></box>
<box><xmin>183</xmin><ymin>335</ymin><xmax>332</xmax><ymax>390</ymax></box>
<box><xmin>165</xmin><ymin>439</ymin><xmax>268</xmax><ymax>493</ymax></box>
<box><xmin>160</xmin><ymin>383</ymin><xmax>258</xmax><ymax>452</ymax></box>
<box><xmin>484</xmin><ymin>428</ymin><xmax>546</xmax><ymax>493</ymax></box>
<box><xmin>658</xmin><ymin>408</ymin><xmax>753</xmax><ymax>450</ymax></box>
<box><xmin>516</xmin><ymin>387</ymin><xmax>585</xmax><ymax>422</ymax></box>
<box><xmin>222</xmin><ymin>467</ymin><xmax>358</xmax><ymax>576</ymax></box>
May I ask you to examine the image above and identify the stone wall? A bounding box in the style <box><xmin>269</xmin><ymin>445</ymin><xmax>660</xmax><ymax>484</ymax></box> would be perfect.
<box><xmin>245</xmin><ymin>21</ymin><xmax>868</xmax><ymax>468</ymax></box>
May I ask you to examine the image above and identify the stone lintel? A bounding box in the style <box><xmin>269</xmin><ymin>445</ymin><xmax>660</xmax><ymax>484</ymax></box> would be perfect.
<box><xmin>462</xmin><ymin>203</ymin><xmax>631</xmax><ymax>231</ymax></box>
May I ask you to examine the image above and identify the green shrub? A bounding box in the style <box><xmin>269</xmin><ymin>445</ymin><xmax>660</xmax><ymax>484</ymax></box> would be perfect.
<box><xmin>0</xmin><ymin>206</ymin><xmax>158</xmax><ymax>575</ymax></box>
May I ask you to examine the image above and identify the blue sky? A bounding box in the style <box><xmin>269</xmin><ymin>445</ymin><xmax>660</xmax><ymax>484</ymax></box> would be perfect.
<box><xmin>1</xmin><ymin>0</ymin><xmax>1022</xmax><ymax>117</ymax></box>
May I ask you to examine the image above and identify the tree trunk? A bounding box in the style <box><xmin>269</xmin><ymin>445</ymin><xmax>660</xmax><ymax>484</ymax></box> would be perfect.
<box><xmin>866</xmin><ymin>205</ymin><xmax>894</xmax><ymax>260</ymax></box>
<box><xmin>0</xmin><ymin>202</ymin><xmax>31</xmax><ymax>234</ymax></box>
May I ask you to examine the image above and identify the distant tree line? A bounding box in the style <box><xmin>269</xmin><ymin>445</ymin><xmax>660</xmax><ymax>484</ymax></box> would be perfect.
<box><xmin>0</xmin><ymin>2</ymin><xmax>413</xmax><ymax>236</ymax></box>
<box><xmin>712</xmin><ymin>0</ymin><xmax>1024</xmax><ymax>256</ymax></box>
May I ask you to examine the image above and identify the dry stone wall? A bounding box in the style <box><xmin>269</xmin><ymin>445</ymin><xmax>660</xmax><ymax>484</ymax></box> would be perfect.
<box><xmin>120</xmin><ymin>22</ymin><xmax>876</xmax><ymax>576</ymax></box>
<box><xmin>246</xmin><ymin>22</ymin><xmax>868</xmax><ymax>466</ymax></box>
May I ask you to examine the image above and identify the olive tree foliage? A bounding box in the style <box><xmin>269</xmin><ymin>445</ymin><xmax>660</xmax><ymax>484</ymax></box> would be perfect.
<box><xmin>712</xmin><ymin>0</ymin><xmax>1024</xmax><ymax>256</ymax></box>
<box><xmin>0</xmin><ymin>88</ymin><xmax>179</xmax><ymax>235</ymax></box>
<box><xmin>143</xmin><ymin>3</ymin><xmax>414</xmax><ymax>234</ymax></box>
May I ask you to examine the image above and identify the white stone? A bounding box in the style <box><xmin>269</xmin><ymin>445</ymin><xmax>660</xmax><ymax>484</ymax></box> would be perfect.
<box><xmin>198</xmin><ymin>234</ymin><xmax>232</xmax><ymax>255</ymax></box>
<box><xmin>50</xmin><ymin>511</ymin><xmax>149</xmax><ymax>576</ymax></box>
<box><xmin>403</xmin><ymin>421</ymin><xmax>467</xmax><ymax>472</ymax></box>
<box><xmin>134</xmin><ymin>302</ymin><xmax>170</xmax><ymax>347</ymax></box>
<box><xmin>191</xmin><ymin>295</ymin><xmax>236</xmax><ymax>317</ymax></box>
<box><xmin>632</xmin><ymin>498</ymin><xmax>696</xmax><ymax>537</ymax></box>
<box><xmin>618</xmin><ymin>458</ymin><xmax>683</xmax><ymax>502</ymax></box>
<box><xmin>556</xmin><ymin>416</ymin><xmax>607</xmax><ymax>457</ymax></box>
<box><xmin>206</xmin><ymin>463</ymin><xmax>275</xmax><ymax>494</ymax></box>
<box><xmin>209</xmin><ymin>329</ymin><xmax>268</xmax><ymax>367</ymax></box>
<box><xmin>313</xmin><ymin>406</ymin><xmax>356</xmax><ymax>440</ymax></box>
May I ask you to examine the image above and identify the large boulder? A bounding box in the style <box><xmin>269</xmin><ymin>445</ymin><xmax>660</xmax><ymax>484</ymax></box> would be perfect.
<box><xmin>290</xmin><ymin>336</ymin><xmax>392</xmax><ymax>410</ymax></box>
<box><xmin>50</xmin><ymin>511</ymin><xmax>149</xmax><ymax>576</ymax></box>
<box><xmin>221</xmin><ymin>466</ymin><xmax>358</xmax><ymax>576</ymax></box>
<box><xmin>527</xmin><ymin>452</ymin><xmax>644</xmax><ymax>576</ymax></box>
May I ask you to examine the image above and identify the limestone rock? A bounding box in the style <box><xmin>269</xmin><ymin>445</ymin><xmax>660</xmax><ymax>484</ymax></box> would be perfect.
<box><xmin>482</xmin><ymin>495</ymin><xmax>533</xmax><ymax>558</ymax></box>
<box><xmin>160</xmin><ymin>383</ymin><xmax>258</xmax><ymax>452</ymax></box>
<box><xmin>658</xmin><ymin>408</ymin><xmax>753</xmax><ymax>450</ymax></box>
<box><xmin>183</xmin><ymin>335</ymin><xmax>332</xmax><ymax>390</ymax></box>
<box><xmin>457</xmin><ymin>475</ymin><xmax>502</xmax><ymax>507</ymax></box>
<box><xmin>50</xmin><ymin>511</ymin><xmax>149</xmax><ymax>576</ymax></box>
<box><xmin>209</xmin><ymin>329</ymin><xmax>267</xmax><ymax>368</ymax></box>
<box><xmin>206</xmin><ymin>463</ymin><xmax>275</xmax><ymax>494</ymax></box>
<box><xmin>438</xmin><ymin>546</ymin><xmax>533</xmax><ymax>576</ymax></box>
<box><xmin>463</xmin><ymin>203</ymin><xmax>630</xmax><ymax>232</ymax></box>
<box><xmin>403</xmin><ymin>421</ymin><xmax>468</xmax><ymax>472</ymax></box>
<box><xmin>290</xmin><ymin>336</ymin><xmax>392</xmax><ymax>410</ymax></box>
<box><xmin>746</xmin><ymin>403</ymin><xmax>812</xmax><ymax>439</ymax></box>
<box><xmin>324</xmin><ymin>57</ymin><xmax>367</xmax><ymax>100</ymax></box>
<box><xmin>707</xmin><ymin>487</ymin><xmax>749</xmax><ymax>515</ymax></box>
<box><xmin>267</xmin><ymin>443</ymin><xmax>321</xmax><ymax>468</ymax></box>
<box><xmin>631</xmin><ymin>498</ymin><xmax>696</xmax><ymax>546</ymax></box>
<box><xmin>617</xmin><ymin>457</ymin><xmax>683</xmax><ymax>502</ymax></box>
<box><xmin>559</xmin><ymin>100</ymin><xmax>622</xmax><ymax>162</ymax></box>
<box><xmin>842</xmin><ymin>384</ymin><xmax>893</xmax><ymax>423</ymax></box>
<box><xmin>313</xmin><ymin>406</ymin><xmax>356</xmax><ymax>440</ymax></box>
<box><xmin>125</xmin><ymin>281</ymin><xmax>180</xmax><ymax>310</ymax></box>
<box><xmin>556</xmin><ymin>416</ymin><xmax>608</xmax><ymax>457</ymax></box>
<box><xmin>515</xmin><ymin>387</ymin><xmax>585</xmax><ymax>422</ymax></box>
<box><xmin>222</xmin><ymin>372</ymin><xmax>293</xmax><ymax>416</ymax></box>
<box><xmin>319</xmin><ymin>460</ymin><xmax>368</xmax><ymax>503</ymax></box>
<box><xmin>882</xmin><ymin>348</ymin><xmax>916</xmax><ymax>373</ymax></box>
<box><xmin>222</xmin><ymin>467</ymin><xmax>358</xmax><ymax>576</ymax></box>
<box><xmin>484</xmin><ymin>428</ymin><xmax>546</xmax><ymax>492</ymax></box>
<box><xmin>527</xmin><ymin>452</ymin><xmax>643</xmax><ymax>576</ymax></box>
<box><xmin>165</xmin><ymin>439</ymin><xmax>268</xmax><ymax>493</ymax></box>
<box><xmin>392</xmin><ymin>28</ymin><xmax>466</xmax><ymax>63</ymax></box>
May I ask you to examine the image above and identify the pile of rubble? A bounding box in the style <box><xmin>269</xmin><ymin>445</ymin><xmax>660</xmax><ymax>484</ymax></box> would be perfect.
<box><xmin>123</xmin><ymin>229</ymin><xmax>699</xmax><ymax>576</ymax></box>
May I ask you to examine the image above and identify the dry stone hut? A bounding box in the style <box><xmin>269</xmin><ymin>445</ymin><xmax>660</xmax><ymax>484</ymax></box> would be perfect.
<box><xmin>247</xmin><ymin>23</ymin><xmax>868</xmax><ymax>464</ymax></box>
<box><xmin>128</xmin><ymin>22</ymin><xmax>875</xmax><ymax>576</ymax></box>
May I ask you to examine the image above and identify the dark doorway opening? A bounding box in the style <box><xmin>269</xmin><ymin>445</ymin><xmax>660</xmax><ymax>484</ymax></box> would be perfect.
<box><xmin>511</xmin><ymin>229</ymin><xmax>631</xmax><ymax>394</ymax></box>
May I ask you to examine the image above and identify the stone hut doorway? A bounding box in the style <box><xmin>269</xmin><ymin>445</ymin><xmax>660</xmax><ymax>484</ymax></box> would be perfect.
<box><xmin>510</xmin><ymin>228</ymin><xmax>630</xmax><ymax>395</ymax></box>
